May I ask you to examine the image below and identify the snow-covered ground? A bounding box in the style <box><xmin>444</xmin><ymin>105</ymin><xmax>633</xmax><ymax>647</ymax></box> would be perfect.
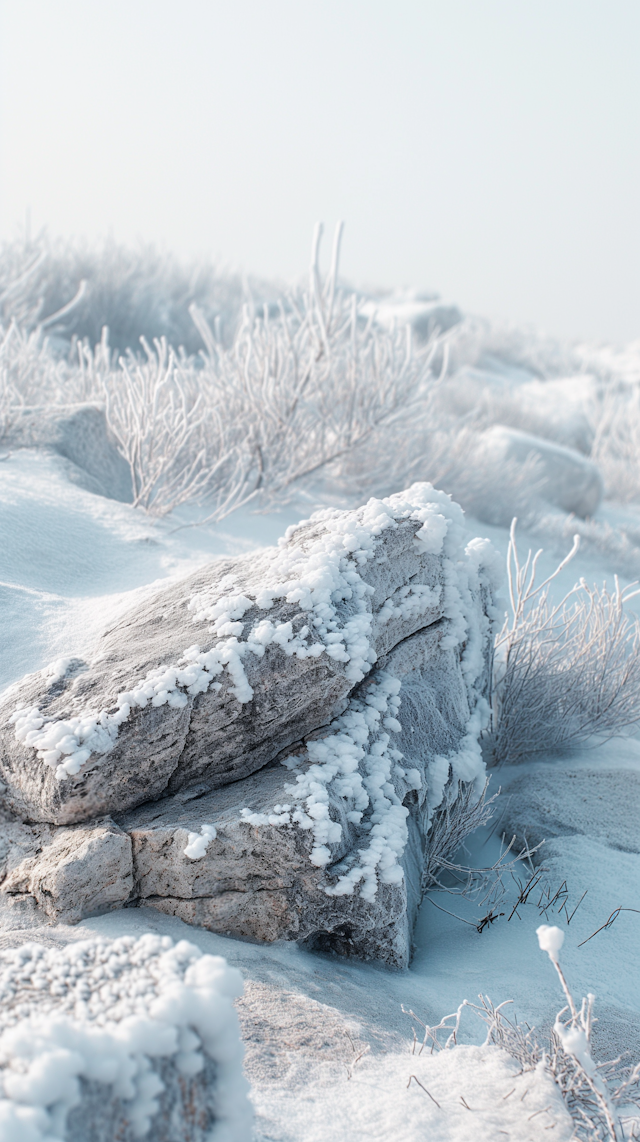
<box><xmin>2</xmin><ymin>444</ymin><xmax>640</xmax><ymax>1139</ymax></box>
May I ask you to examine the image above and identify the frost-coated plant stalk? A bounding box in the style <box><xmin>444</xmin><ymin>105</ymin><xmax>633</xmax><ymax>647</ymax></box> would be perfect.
<box><xmin>404</xmin><ymin>931</ymin><xmax>640</xmax><ymax>1140</ymax></box>
<box><xmin>536</xmin><ymin>926</ymin><xmax>630</xmax><ymax>1141</ymax></box>
<box><xmin>491</xmin><ymin>519</ymin><xmax>640</xmax><ymax>764</ymax></box>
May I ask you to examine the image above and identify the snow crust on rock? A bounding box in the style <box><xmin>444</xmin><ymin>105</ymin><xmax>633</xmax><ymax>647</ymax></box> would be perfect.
<box><xmin>0</xmin><ymin>934</ymin><xmax>251</xmax><ymax>1142</ymax></box>
<box><xmin>183</xmin><ymin>824</ymin><xmax>217</xmax><ymax>860</ymax></box>
<box><xmin>10</xmin><ymin>483</ymin><xmax>496</xmax><ymax>784</ymax></box>
<box><xmin>240</xmin><ymin>504</ymin><xmax>501</xmax><ymax>903</ymax></box>
<box><xmin>241</xmin><ymin>672</ymin><xmax>410</xmax><ymax>901</ymax></box>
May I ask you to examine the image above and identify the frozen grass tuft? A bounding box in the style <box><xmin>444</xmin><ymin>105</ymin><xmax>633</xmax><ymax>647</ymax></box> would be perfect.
<box><xmin>0</xmin><ymin>232</ymin><xmax>260</xmax><ymax>352</ymax></box>
<box><xmin>4</xmin><ymin>227</ymin><xmax>640</xmax><ymax>538</ymax></box>
<box><xmin>490</xmin><ymin>521</ymin><xmax>640</xmax><ymax>765</ymax></box>
<box><xmin>405</xmin><ymin>929</ymin><xmax>640</xmax><ymax>1140</ymax></box>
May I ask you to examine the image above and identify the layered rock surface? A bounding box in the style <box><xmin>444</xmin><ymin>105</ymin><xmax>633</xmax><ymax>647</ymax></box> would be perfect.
<box><xmin>0</xmin><ymin>485</ymin><xmax>500</xmax><ymax>965</ymax></box>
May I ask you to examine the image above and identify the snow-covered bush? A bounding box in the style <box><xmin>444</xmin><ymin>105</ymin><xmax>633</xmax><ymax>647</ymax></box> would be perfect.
<box><xmin>0</xmin><ymin>322</ymin><xmax>77</xmax><ymax>440</ymax></box>
<box><xmin>491</xmin><ymin>522</ymin><xmax>640</xmax><ymax>764</ymax></box>
<box><xmin>103</xmin><ymin>336</ymin><xmax>251</xmax><ymax>516</ymax></box>
<box><xmin>0</xmin><ymin>233</ymin><xmax>259</xmax><ymax>353</ymax></box>
<box><xmin>210</xmin><ymin>224</ymin><xmax>441</xmax><ymax>504</ymax></box>
<box><xmin>5</xmin><ymin>226</ymin><xmax>640</xmax><ymax>532</ymax></box>
<box><xmin>98</xmin><ymin>224</ymin><xmax>446</xmax><ymax>518</ymax></box>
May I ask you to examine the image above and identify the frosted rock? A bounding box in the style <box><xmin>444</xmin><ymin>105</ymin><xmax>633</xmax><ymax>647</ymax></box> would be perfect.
<box><xmin>442</xmin><ymin>367</ymin><xmax>597</xmax><ymax>454</ymax></box>
<box><xmin>4</xmin><ymin>404</ymin><xmax>133</xmax><ymax>502</ymax></box>
<box><xmin>0</xmin><ymin>818</ymin><xmax>133</xmax><ymax>923</ymax></box>
<box><xmin>0</xmin><ymin>486</ymin><xmax>499</xmax><ymax>964</ymax></box>
<box><xmin>0</xmin><ymin>486</ymin><xmax>474</xmax><ymax>825</ymax></box>
<box><xmin>118</xmin><ymin>624</ymin><xmax>486</xmax><ymax>968</ymax></box>
<box><xmin>0</xmin><ymin>935</ymin><xmax>251</xmax><ymax>1141</ymax></box>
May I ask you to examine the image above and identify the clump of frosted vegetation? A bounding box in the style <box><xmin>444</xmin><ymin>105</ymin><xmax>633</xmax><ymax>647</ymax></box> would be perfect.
<box><xmin>103</xmin><ymin>225</ymin><xmax>447</xmax><ymax>516</ymax></box>
<box><xmin>3</xmin><ymin>223</ymin><xmax>640</xmax><ymax>529</ymax></box>
<box><xmin>407</xmin><ymin>929</ymin><xmax>640</xmax><ymax>1140</ymax></box>
<box><xmin>490</xmin><ymin>521</ymin><xmax>640</xmax><ymax>764</ymax></box>
<box><xmin>0</xmin><ymin>231</ymin><xmax>263</xmax><ymax>352</ymax></box>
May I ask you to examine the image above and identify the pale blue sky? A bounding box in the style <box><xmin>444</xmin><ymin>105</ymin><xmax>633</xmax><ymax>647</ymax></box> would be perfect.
<box><xmin>1</xmin><ymin>0</ymin><xmax>638</xmax><ymax>342</ymax></box>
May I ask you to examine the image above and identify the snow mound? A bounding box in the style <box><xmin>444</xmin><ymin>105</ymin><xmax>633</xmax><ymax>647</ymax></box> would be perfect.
<box><xmin>251</xmin><ymin>1043</ymin><xmax>572</xmax><ymax>1142</ymax></box>
<box><xmin>0</xmin><ymin>934</ymin><xmax>251</xmax><ymax>1142</ymax></box>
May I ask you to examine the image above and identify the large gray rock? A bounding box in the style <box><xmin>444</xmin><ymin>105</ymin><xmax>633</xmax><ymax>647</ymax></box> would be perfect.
<box><xmin>0</xmin><ymin>935</ymin><xmax>252</xmax><ymax>1141</ymax></box>
<box><xmin>117</xmin><ymin>623</ymin><xmax>470</xmax><ymax>967</ymax></box>
<box><xmin>0</xmin><ymin>489</ymin><xmax>467</xmax><ymax>825</ymax></box>
<box><xmin>122</xmin><ymin>766</ymin><xmax>408</xmax><ymax>964</ymax></box>
<box><xmin>0</xmin><ymin>486</ymin><xmax>498</xmax><ymax>966</ymax></box>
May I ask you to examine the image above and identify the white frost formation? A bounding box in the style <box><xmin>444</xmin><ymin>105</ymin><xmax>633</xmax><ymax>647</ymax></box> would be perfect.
<box><xmin>537</xmin><ymin>924</ymin><xmax>565</xmax><ymax>962</ymax></box>
<box><xmin>183</xmin><ymin>824</ymin><xmax>217</xmax><ymax>860</ymax></box>
<box><xmin>0</xmin><ymin>935</ymin><xmax>251</xmax><ymax>1142</ymax></box>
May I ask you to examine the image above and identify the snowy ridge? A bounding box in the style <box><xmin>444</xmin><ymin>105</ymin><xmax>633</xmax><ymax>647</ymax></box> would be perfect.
<box><xmin>9</xmin><ymin>484</ymin><xmax>490</xmax><ymax>783</ymax></box>
<box><xmin>0</xmin><ymin>934</ymin><xmax>251</xmax><ymax>1142</ymax></box>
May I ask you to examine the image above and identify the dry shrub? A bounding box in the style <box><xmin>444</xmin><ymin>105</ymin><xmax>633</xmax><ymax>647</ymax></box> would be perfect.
<box><xmin>491</xmin><ymin>521</ymin><xmax>640</xmax><ymax>765</ymax></box>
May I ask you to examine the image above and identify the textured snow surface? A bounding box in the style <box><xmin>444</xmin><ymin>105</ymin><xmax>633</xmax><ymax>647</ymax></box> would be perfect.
<box><xmin>0</xmin><ymin>934</ymin><xmax>251</xmax><ymax>1141</ymax></box>
<box><xmin>252</xmin><ymin>1046</ymin><xmax>573</xmax><ymax>1142</ymax></box>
